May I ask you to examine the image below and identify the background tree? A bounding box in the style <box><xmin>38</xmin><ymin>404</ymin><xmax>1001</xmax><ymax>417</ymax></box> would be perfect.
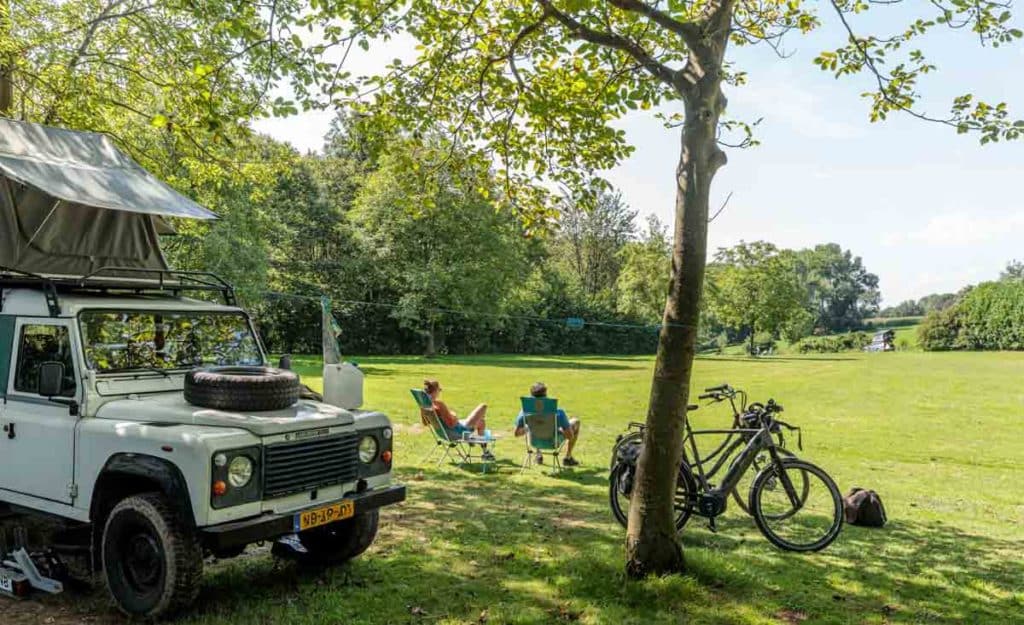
<box><xmin>0</xmin><ymin>0</ymin><xmax>342</xmax><ymax>180</ymax></box>
<box><xmin>616</xmin><ymin>217</ymin><xmax>672</xmax><ymax>323</ymax></box>
<box><xmin>1000</xmin><ymin>259</ymin><xmax>1024</xmax><ymax>282</ymax></box>
<box><xmin>559</xmin><ymin>189</ymin><xmax>638</xmax><ymax>304</ymax></box>
<box><xmin>796</xmin><ymin>244</ymin><xmax>880</xmax><ymax>332</ymax></box>
<box><xmin>709</xmin><ymin>241</ymin><xmax>806</xmax><ymax>354</ymax></box>
<box><xmin>879</xmin><ymin>292</ymin><xmax>958</xmax><ymax>318</ymax></box>
<box><xmin>351</xmin><ymin>139</ymin><xmax>528</xmax><ymax>356</ymax></box>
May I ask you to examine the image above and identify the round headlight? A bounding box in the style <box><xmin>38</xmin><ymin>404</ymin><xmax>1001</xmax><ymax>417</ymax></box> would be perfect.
<box><xmin>227</xmin><ymin>455</ymin><xmax>254</xmax><ymax>488</ymax></box>
<box><xmin>358</xmin><ymin>436</ymin><xmax>378</xmax><ymax>463</ymax></box>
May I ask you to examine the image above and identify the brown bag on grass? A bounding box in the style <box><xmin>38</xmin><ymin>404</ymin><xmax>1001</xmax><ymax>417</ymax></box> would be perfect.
<box><xmin>843</xmin><ymin>488</ymin><xmax>887</xmax><ymax>527</ymax></box>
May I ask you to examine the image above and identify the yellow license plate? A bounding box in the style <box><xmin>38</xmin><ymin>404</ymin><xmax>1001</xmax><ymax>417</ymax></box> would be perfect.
<box><xmin>295</xmin><ymin>500</ymin><xmax>354</xmax><ymax>532</ymax></box>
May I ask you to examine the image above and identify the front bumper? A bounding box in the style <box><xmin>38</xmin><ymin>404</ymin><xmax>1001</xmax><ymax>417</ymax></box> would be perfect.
<box><xmin>200</xmin><ymin>484</ymin><xmax>406</xmax><ymax>551</ymax></box>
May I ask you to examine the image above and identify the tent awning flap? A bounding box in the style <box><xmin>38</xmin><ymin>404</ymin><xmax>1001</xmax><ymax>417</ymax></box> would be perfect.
<box><xmin>0</xmin><ymin>119</ymin><xmax>216</xmax><ymax>220</ymax></box>
<box><xmin>0</xmin><ymin>118</ymin><xmax>216</xmax><ymax>277</ymax></box>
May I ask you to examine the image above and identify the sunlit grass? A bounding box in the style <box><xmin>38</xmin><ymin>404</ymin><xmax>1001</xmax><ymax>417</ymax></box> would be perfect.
<box><xmin>46</xmin><ymin>352</ymin><xmax>1024</xmax><ymax>624</ymax></box>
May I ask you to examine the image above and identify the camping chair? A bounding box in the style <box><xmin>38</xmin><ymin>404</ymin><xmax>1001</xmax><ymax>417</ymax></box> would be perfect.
<box><xmin>519</xmin><ymin>396</ymin><xmax>569</xmax><ymax>473</ymax></box>
<box><xmin>410</xmin><ymin>389</ymin><xmax>497</xmax><ymax>473</ymax></box>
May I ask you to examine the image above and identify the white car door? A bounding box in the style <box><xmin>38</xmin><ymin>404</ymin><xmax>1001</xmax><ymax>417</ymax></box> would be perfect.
<box><xmin>0</xmin><ymin>319</ymin><xmax>79</xmax><ymax>504</ymax></box>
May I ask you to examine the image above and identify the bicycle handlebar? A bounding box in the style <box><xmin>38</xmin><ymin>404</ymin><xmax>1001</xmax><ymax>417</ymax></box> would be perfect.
<box><xmin>704</xmin><ymin>383</ymin><xmax>730</xmax><ymax>393</ymax></box>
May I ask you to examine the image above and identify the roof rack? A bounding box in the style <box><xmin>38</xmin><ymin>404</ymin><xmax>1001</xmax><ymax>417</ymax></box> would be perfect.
<box><xmin>0</xmin><ymin>265</ymin><xmax>237</xmax><ymax>317</ymax></box>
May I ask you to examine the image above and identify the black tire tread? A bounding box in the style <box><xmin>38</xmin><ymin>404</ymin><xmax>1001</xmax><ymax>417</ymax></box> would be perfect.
<box><xmin>103</xmin><ymin>492</ymin><xmax>203</xmax><ymax>618</ymax></box>
<box><xmin>749</xmin><ymin>458</ymin><xmax>843</xmax><ymax>552</ymax></box>
<box><xmin>185</xmin><ymin>366</ymin><xmax>300</xmax><ymax>411</ymax></box>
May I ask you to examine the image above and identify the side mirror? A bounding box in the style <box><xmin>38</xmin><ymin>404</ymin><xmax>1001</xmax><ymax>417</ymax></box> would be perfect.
<box><xmin>278</xmin><ymin>354</ymin><xmax>292</xmax><ymax>370</ymax></box>
<box><xmin>38</xmin><ymin>361</ymin><xmax>65</xmax><ymax>397</ymax></box>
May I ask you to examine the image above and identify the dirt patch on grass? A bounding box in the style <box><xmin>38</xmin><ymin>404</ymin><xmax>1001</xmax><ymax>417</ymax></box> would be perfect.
<box><xmin>0</xmin><ymin>592</ymin><xmax>117</xmax><ymax>625</ymax></box>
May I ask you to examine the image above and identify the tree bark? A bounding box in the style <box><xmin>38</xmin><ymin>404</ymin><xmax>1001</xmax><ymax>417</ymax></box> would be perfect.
<box><xmin>425</xmin><ymin>321</ymin><xmax>437</xmax><ymax>358</ymax></box>
<box><xmin>625</xmin><ymin>28</ymin><xmax>731</xmax><ymax>578</ymax></box>
<box><xmin>0</xmin><ymin>0</ymin><xmax>12</xmax><ymax>116</ymax></box>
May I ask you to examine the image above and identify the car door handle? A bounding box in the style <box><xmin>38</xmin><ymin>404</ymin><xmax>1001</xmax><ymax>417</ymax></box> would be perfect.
<box><xmin>2</xmin><ymin>423</ymin><xmax>13</xmax><ymax>439</ymax></box>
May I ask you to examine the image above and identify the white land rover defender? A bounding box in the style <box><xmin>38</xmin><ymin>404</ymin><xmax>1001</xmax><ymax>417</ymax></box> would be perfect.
<box><xmin>0</xmin><ymin>119</ymin><xmax>405</xmax><ymax>617</ymax></box>
<box><xmin>0</xmin><ymin>271</ymin><xmax>405</xmax><ymax>616</ymax></box>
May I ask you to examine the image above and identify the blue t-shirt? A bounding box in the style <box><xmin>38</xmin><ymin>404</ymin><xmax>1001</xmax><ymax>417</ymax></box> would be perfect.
<box><xmin>515</xmin><ymin>408</ymin><xmax>571</xmax><ymax>430</ymax></box>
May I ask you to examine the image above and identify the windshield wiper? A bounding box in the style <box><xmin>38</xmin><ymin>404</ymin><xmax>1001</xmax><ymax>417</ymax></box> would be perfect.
<box><xmin>105</xmin><ymin>366</ymin><xmax>175</xmax><ymax>378</ymax></box>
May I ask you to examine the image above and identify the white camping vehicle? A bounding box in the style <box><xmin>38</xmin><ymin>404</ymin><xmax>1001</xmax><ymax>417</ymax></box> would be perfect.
<box><xmin>0</xmin><ymin>119</ymin><xmax>404</xmax><ymax>617</ymax></box>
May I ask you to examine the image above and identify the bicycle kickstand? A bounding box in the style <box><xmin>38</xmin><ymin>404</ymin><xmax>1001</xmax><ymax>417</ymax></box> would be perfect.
<box><xmin>707</xmin><ymin>517</ymin><xmax>718</xmax><ymax>533</ymax></box>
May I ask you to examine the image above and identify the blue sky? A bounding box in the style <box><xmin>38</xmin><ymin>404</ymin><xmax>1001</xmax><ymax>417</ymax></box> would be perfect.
<box><xmin>254</xmin><ymin>9</ymin><xmax>1024</xmax><ymax>306</ymax></box>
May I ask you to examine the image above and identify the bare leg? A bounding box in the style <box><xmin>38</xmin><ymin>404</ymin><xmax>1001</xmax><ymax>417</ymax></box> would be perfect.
<box><xmin>565</xmin><ymin>418</ymin><xmax>581</xmax><ymax>458</ymax></box>
<box><xmin>463</xmin><ymin>403</ymin><xmax>488</xmax><ymax>435</ymax></box>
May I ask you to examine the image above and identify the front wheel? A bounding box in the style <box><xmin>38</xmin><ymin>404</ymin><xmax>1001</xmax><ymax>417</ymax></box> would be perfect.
<box><xmin>296</xmin><ymin>510</ymin><xmax>379</xmax><ymax>565</ymax></box>
<box><xmin>609</xmin><ymin>461</ymin><xmax>695</xmax><ymax>531</ymax></box>
<box><xmin>749</xmin><ymin>458</ymin><xmax>843</xmax><ymax>552</ymax></box>
<box><xmin>730</xmin><ymin>446</ymin><xmax>802</xmax><ymax>517</ymax></box>
<box><xmin>102</xmin><ymin>493</ymin><xmax>202</xmax><ymax>618</ymax></box>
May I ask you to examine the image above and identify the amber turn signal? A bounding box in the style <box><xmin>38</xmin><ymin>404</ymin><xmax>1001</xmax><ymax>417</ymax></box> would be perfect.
<box><xmin>381</xmin><ymin>450</ymin><xmax>393</xmax><ymax>464</ymax></box>
<box><xmin>212</xmin><ymin>480</ymin><xmax>227</xmax><ymax>496</ymax></box>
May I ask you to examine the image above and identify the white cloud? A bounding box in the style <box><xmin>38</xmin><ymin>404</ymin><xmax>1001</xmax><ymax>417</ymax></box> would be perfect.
<box><xmin>885</xmin><ymin>213</ymin><xmax>1024</xmax><ymax>247</ymax></box>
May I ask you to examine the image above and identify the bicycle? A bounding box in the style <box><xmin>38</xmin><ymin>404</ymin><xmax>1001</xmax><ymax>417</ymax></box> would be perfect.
<box><xmin>609</xmin><ymin>385</ymin><xmax>843</xmax><ymax>552</ymax></box>
<box><xmin>610</xmin><ymin>384</ymin><xmax>800</xmax><ymax>515</ymax></box>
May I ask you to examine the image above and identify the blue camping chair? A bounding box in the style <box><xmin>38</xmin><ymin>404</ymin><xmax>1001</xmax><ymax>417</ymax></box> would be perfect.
<box><xmin>411</xmin><ymin>389</ymin><xmax>497</xmax><ymax>473</ymax></box>
<box><xmin>519</xmin><ymin>396</ymin><xmax>568</xmax><ymax>473</ymax></box>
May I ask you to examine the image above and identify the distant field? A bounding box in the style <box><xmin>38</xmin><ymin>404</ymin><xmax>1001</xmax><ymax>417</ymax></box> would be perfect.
<box><xmin>863</xmin><ymin>316</ymin><xmax>925</xmax><ymax>329</ymax></box>
<box><xmin>12</xmin><ymin>352</ymin><xmax>1023</xmax><ymax>625</ymax></box>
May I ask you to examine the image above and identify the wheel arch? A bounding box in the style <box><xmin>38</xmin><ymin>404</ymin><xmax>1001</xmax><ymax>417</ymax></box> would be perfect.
<box><xmin>90</xmin><ymin>454</ymin><xmax>196</xmax><ymax>530</ymax></box>
<box><xmin>87</xmin><ymin>454</ymin><xmax>196</xmax><ymax>571</ymax></box>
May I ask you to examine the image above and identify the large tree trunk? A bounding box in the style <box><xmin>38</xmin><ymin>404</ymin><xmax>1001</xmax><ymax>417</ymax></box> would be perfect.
<box><xmin>0</xmin><ymin>0</ymin><xmax>11</xmax><ymax>116</ymax></box>
<box><xmin>625</xmin><ymin>46</ymin><xmax>730</xmax><ymax>577</ymax></box>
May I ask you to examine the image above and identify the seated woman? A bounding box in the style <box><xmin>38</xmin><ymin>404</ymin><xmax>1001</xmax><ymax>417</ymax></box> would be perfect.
<box><xmin>423</xmin><ymin>379</ymin><xmax>494</xmax><ymax>461</ymax></box>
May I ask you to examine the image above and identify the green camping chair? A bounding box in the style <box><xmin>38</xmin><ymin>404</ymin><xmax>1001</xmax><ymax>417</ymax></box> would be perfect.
<box><xmin>519</xmin><ymin>396</ymin><xmax>568</xmax><ymax>473</ymax></box>
<box><xmin>411</xmin><ymin>389</ymin><xmax>497</xmax><ymax>473</ymax></box>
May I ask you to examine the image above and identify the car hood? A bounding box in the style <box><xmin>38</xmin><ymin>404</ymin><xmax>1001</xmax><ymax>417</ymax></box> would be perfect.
<box><xmin>94</xmin><ymin>393</ymin><xmax>356</xmax><ymax>436</ymax></box>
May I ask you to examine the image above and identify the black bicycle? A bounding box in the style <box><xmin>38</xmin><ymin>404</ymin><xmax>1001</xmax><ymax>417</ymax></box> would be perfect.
<box><xmin>609</xmin><ymin>385</ymin><xmax>843</xmax><ymax>552</ymax></box>
<box><xmin>610</xmin><ymin>384</ymin><xmax>800</xmax><ymax>515</ymax></box>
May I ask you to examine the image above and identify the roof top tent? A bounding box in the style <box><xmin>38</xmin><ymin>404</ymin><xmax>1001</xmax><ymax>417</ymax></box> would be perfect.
<box><xmin>0</xmin><ymin>118</ymin><xmax>217</xmax><ymax>278</ymax></box>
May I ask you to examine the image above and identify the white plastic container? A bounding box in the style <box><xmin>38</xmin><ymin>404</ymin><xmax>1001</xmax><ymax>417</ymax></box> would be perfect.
<box><xmin>322</xmin><ymin>362</ymin><xmax>364</xmax><ymax>410</ymax></box>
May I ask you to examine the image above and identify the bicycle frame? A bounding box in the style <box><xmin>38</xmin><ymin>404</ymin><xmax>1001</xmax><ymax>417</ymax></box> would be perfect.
<box><xmin>688</xmin><ymin>418</ymin><xmax>790</xmax><ymax>502</ymax></box>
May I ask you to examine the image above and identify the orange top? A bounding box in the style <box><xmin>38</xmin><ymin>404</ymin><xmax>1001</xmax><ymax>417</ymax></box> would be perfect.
<box><xmin>432</xmin><ymin>400</ymin><xmax>458</xmax><ymax>428</ymax></box>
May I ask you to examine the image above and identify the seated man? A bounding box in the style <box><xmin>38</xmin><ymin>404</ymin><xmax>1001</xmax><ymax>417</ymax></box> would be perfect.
<box><xmin>424</xmin><ymin>379</ymin><xmax>495</xmax><ymax>461</ymax></box>
<box><xmin>514</xmin><ymin>382</ymin><xmax>581</xmax><ymax>466</ymax></box>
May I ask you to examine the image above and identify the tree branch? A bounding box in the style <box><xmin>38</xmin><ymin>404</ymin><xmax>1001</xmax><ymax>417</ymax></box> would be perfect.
<box><xmin>607</xmin><ymin>0</ymin><xmax>701</xmax><ymax>47</ymax></box>
<box><xmin>535</xmin><ymin>0</ymin><xmax>684</xmax><ymax>92</ymax></box>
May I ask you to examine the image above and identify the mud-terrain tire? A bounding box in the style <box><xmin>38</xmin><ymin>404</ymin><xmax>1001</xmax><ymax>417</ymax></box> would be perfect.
<box><xmin>296</xmin><ymin>511</ymin><xmax>379</xmax><ymax>565</ymax></box>
<box><xmin>102</xmin><ymin>493</ymin><xmax>203</xmax><ymax>618</ymax></box>
<box><xmin>185</xmin><ymin>366</ymin><xmax>300</xmax><ymax>411</ymax></box>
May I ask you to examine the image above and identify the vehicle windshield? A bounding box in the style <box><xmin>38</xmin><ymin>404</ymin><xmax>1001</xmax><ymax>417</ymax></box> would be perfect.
<box><xmin>80</xmin><ymin>310</ymin><xmax>264</xmax><ymax>373</ymax></box>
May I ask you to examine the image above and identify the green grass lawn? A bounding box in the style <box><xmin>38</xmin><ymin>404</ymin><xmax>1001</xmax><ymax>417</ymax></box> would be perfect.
<box><xmin>53</xmin><ymin>353</ymin><xmax>1024</xmax><ymax>624</ymax></box>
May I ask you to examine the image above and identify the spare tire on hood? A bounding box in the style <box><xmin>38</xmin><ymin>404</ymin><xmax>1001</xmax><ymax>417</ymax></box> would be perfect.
<box><xmin>185</xmin><ymin>366</ymin><xmax>300</xmax><ymax>411</ymax></box>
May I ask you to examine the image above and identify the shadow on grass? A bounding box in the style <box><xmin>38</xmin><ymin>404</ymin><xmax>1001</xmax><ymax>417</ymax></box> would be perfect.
<box><xmin>408</xmin><ymin>355</ymin><xmax>635</xmax><ymax>371</ymax></box>
<box><xmin>172</xmin><ymin>464</ymin><xmax>1024</xmax><ymax>625</ymax></box>
<box><xmin>28</xmin><ymin>464</ymin><xmax>1024</xmax><ymax>625</ymax></box>
<box><xmin>698</xmin><ymin>355</ymin><xmax>858</xmax><ymax>363</ymax></box>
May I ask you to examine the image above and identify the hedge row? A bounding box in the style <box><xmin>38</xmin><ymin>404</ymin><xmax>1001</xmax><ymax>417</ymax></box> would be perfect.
<box><xmin>918</xmin><ymin>281</ymin><xmax>1024</xmax><ymax>351</ymax></box>
<box><xmin>793</xmin><ymin>332</ymin><xmax>871</xmax><ymax>353</ymax></box>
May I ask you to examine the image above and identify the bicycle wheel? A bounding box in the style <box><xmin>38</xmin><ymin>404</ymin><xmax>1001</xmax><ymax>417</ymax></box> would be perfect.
<box><xmin>730</xmin><ymin>446</ymin><xmax>802</xmax><ymax>516</ymax></box>
<box><xmin>608</xmin><ymin>461</ymin><xmax>695</xmax><ymax>530</ymax></box>
<box><xmin>609</xmin><ymin>431</ymin><xmax>644</xmax><ymax>469</ymax></box>
<box><xmin>749</xmin><ymin>458</ymin><xmax>843</xmax><ymax>552</ymax></box>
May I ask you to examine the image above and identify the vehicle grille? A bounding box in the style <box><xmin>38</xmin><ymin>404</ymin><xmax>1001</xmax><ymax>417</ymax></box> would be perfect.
<box><xmin>263</xmin><ymin>433</ymin><xmax>360</xmax><ymax>499</ymax></box>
